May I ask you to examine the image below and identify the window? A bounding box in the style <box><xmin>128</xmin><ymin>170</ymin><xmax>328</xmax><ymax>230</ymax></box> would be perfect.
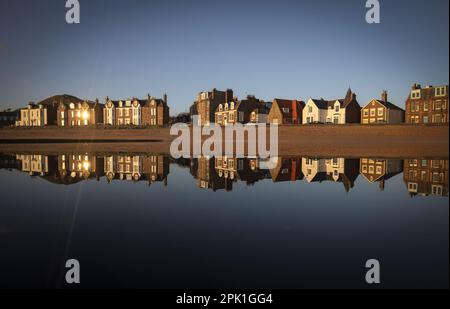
<box><xmin>282</xmin><ymin>108</ymin><xmax>290</xmax><ymax>113</ymax></box>
<box><xmin>363</xmin><ymin>110</ymin><xmax>369</xmax><ymax>117</ymax></box>
<box><xmin>432</xmin><ymin>186</ymin><xmax>443</xmax><ymax>195</ymax></box>
<box><xmin>423</xmin><ymin>116</ymin><xmax>429</xmax><ymax>124</ymax></box>
<box><xmin>423</xmin><ymin>102</ymin><xmax>429</xmax><ymax>111</ymax></box>
<box><xmin>308</xmin><ymin>106</ymin><xmax>313</xmax><ymax>113</ymax></box>
<box><xmin>435</xmin><ymin>86</ymin><xmax>447</xmax><ymax>97</ymax></box>
<box><xmin>378</xmin><ymin>108</ymin><xmax>384</xmax><ymax>116</ymax></box>
<box><xmin>434</xmin><ymin>114</ymin><xmax>442</xmax><ymax>123</ymax></box>
<box><xmin>370</xmin><ymin>109</ymin><xmax>376</xmax><ymax>117</ymax></box>
<box><xmin>411</xmin><ymin>90</ymin><xmax>421</xmax><ymax>99</ymax></box>
<box><xmin>61</xmin><ymin>111</ymin><xmax>65</xmax><ymax>119</ymax></box>
<box><xmin>435</xmin><ymin>101</ymin><xmax>442</xmax><ymax>111</ymax></box>
<box><xmin>335</xmin><ymin>105</ymin><xmax>340</xmax><ymax>112</ymax></box>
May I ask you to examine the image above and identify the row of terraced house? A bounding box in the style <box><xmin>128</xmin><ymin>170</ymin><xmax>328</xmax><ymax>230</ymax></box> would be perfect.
<box><xmin>15</xmin><ymin>94</ymin><xmax>170</xmax><ymax>127</ymax></box>
<box><xmin>190</xmin><ymin>84</ymin><xmax>448</xmax><ymax>126</ymax></box>
<box><xmin>11</xmin><ymin>83</ymin><xmax>448</xmax><ymax>128</ymax></box>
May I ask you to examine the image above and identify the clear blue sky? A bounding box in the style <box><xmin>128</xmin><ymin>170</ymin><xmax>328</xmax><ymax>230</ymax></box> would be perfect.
<box><xmin>0</xmin><ymin>0</ymin><xmax>448</xmax><ymax>114</ymax></box>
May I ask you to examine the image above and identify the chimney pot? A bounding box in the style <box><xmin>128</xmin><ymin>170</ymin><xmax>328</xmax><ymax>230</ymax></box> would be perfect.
<box><xmin>381</xmin><ymin>90</ymin><xmax>388</xmax><ymax>102</ymax></box>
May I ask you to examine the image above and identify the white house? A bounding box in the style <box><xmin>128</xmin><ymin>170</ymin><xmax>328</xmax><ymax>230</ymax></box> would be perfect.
<box><xmin>303</xmin><ymin>99</ymin><xmax>329</xmax><ymax>124</ymax></box>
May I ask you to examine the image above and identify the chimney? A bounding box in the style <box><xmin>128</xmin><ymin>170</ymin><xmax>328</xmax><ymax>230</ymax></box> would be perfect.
<box><xmin>292</xmin><ymin>100</ymin><xmax>298</xmax><ymax>124</ymax></box>
<box><xmin>163</xmin><ymin>93</ymin><xmax>168</xmax><ymax>104</ymax></box>
<box><xmin>352</xmin><ymin>93</ymin><xmax>357</xmax><ymax>101</ymax></box>
<box><xmin>147</xmin><ymin>93</ymin><xmax>151</xmax><ymax>100</ymax></box>
<box><xmin>225</xmin><ymin>89</ymin><xmax>233</xmax><ymax>103</ymax></box>
<box><xmin>381</xmin><ymin>90</ymin><xmax>388</xmax><ymax>102</ymax></box>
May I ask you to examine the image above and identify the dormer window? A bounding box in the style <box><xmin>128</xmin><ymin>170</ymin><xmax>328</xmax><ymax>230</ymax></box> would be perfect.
<box><xmin>435</xmin><ymin>86</ymin><xmax>447</xmax><ymax>97</ymax></box>
<box><xmin>335</xmin><ymin>104</ymin><xmax>340</xmax><ymax>112</ymax></box>
<box><xmin>230</xmin><ymin>102</ymin><xmax>235</xmax><ymax>110</ymax></box>
<box><xmin>282</xmin><ymin>108</ymin><xmax>290</xmax><ymax>113</ymax></box>
<box><xmin>411</xmin><ymin>90</ymin><xmax>421</xmax><ymax>99</ymax></box>
<box><xmin>219</xmin><ymin>104</ymin><xmax>223</xmax><ymax>111</ymax></box>
<box><xmin>225</xmin><ymin>103</ymin><xmax>229</xmax><ymax>111</ymax></box>
<box><xmin>69</xmin><ymin>103</ymin><xmax>75</xmax><ymax>109</ymax></box>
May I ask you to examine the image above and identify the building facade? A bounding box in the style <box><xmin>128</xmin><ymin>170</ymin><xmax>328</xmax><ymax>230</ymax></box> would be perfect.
<box><xmin>267</xmin><ymin>99</ymin><xmax>305</xmax><ymax>125</ymax></box>
<box><xmin>17</xmin><ymin>103</ymin><xmax>56</xmax><ymax>127</ymax></box>
<box><xmin>303</xmin><ymin>89</ymin><xmax>360</xmax><ymax>124</ymax></box>
<box><xmin>215</xmin><ymin>95</ymin><xmax>269</xmax><ymax>125</ymax></box>
<box><xmin>0</xmin><ymin>109</ymin><xmax>19</xmax><ymax>127</ymax></box>
<box><xmin>361</xmin><ymin>91</ymin><xmax>405</xmax><ymax>124</ymax></box>
<box><xmin>104</xmin><ymin>94</ymin><xmax>169</xmax><ymax>126</ymax></box>
<box><xmin>405</xmin><ymin>84</ymin><xmax>448</xmax><ymax>124</ymax></box>
<box><xmin>57</xmin><ymin>100</ymin><xmax>104</xmax><ymax>126</ymax></box>
<box><xmin>193</xmin><ymin>89</ymin><xmax>234</xmax><ymax>126</ymax></box>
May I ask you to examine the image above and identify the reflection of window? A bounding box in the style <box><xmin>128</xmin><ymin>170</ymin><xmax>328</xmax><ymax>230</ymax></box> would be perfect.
<box><xmin>432</xmin><ymin>185</ymin><xmax>443</xmax><ymax>195</ymax></box>
<box><xmin>408</xmin><ymin>183</ymin><xmax>418</xmax><ymax>192</ymax></box>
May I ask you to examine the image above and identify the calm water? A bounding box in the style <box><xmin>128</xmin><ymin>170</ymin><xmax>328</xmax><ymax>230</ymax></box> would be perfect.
<box><xmin>0</xmin><ymin>152</ymin><xmax>448</xmax><ymax>289</ymax></box>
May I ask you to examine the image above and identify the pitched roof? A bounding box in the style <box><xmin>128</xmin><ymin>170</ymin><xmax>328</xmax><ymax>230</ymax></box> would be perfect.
<box><xmin>373</xmin><ymin>99</ymin><xmax>405</xmax><ymax>111</ymax></box>
<box><xmin>309</xmin><ymin>99</ymin><xmax>329</xmax><ymax>110</ymax></box>
<box><xmin>37</xmin><ymin>94</ymin><xmax>83</xmax><ymax>107</ymax></box>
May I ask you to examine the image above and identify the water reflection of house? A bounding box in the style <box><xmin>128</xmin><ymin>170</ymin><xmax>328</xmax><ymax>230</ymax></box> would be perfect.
<box><xmin>104</xmin><ymin>155</ymin><xmax>143</xmax><ymax>182</ymax></box>
<box><xmin>403</xmin><ymin>159</ymin><xmax>449</xmax><ymax>197</ymax></box>
<box><xmin>16</xmin><ymin>154</ymin><xmax>57</xmax><ymax>176</ymax></box>
<box><xmin>190</xmin><ymin>157</ymin><xmax>228</xmax><ymax>191</ymax></box>
<box><xmin>0</xmin><ymin>154</ymin><xmax>20</xmax><ymax>170</ymax></box>
<box><xmin>214</xmin><ymin>157</ymin><xmax>266</xmax><ymax>190</ymax></box>
<box><xmin>104</xmin><ymin>155</ymin><xmax>169</xmax><ymax>185</ymax></box>
<box><xmin>302</xmin><ymin>157</ymin><xmax>359</xmax><ymax>192</ymax></box>
<box><xmin>143</xmin><ymin>155</ymin><xmax>169</xmax><ymax>186</ymax></box>
<box><xmin>360</xmin><ymin>158</ymin><xmax>403</xmax><ymax>191</ymax></box>
<box><xmin>59</xmin><ymin>154</ymin><xmax>104</xmax><ymax>181</ymax></box>
<box><xmin>269</xmin><ymin>157</ymin><xmax>303</xmax><ymax>182</ymax></box>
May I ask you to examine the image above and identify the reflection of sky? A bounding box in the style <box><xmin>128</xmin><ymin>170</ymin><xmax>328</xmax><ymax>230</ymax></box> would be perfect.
<box><xmin>0</xmin><ymin>163</ymin><xmax>448</xmax><ymax>288</ymax></box>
